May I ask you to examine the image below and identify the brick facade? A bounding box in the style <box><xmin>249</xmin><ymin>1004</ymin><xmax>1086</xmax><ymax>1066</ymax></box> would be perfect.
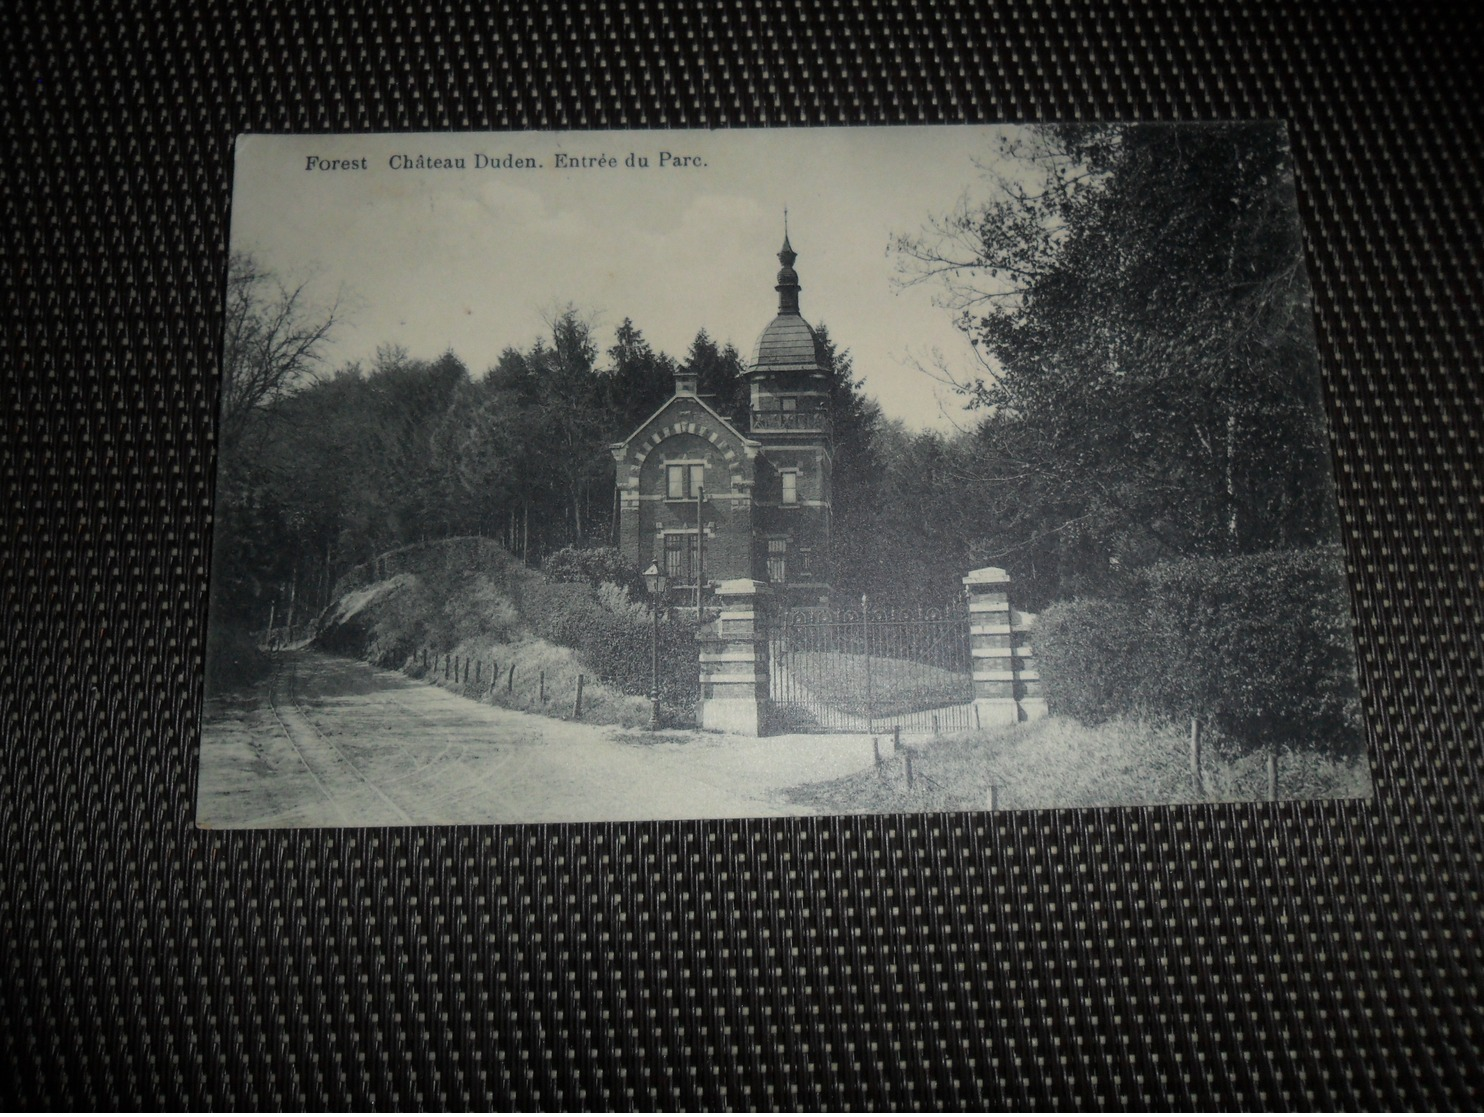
<box><xmin>611</xmin><ymin>394</ymin><xmax>761</xmax><ymax>596</ymax></box>
<box><xmin>610</xmin><ymin>231</ymin><xmax>834</xmax><ymax>606</ymax></box>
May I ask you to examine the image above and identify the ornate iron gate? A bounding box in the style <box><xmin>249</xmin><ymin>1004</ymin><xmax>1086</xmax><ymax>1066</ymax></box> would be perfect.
<box><xmin>767</xmin><ymin>597</ymin><xmax>976</xmax><ymax>734</ymax></box>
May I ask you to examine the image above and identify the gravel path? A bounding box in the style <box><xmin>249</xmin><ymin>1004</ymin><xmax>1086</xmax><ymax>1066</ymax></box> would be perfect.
<box><xmin>196</xmin><ymin>649</ymin><xmax>881</xmax><ymax>827</ymax></box>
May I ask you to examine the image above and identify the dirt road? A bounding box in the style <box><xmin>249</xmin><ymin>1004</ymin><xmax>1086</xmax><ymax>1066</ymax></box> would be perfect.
<box><xmin>196</xmin><ymin>649</ymin><xmax>880</xmax><ymax>827</ymax></box>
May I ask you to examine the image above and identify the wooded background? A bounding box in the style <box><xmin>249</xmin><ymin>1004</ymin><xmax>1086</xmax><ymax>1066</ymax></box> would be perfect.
<box><xmin>4</xmin><ymin>1</ymin><xmax>1481</xmax><ymax>1107</ymax></box>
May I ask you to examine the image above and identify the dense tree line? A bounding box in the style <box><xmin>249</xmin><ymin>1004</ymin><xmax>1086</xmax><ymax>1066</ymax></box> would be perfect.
<box><xmin>891</xmin><ymin>122</ymin><xmax>1362</xmax><ymax>753</ymax></box>
<box><xmin>210</xmin><ymin>244</ymin><xmax>947</xmax><ymax>644</ymax></box>
<box><xmin>208</xmin><ymin>278</ymin><xmax>814</xmax><ymax>637</ymax></box>
<box><xmin>894</xmin><ymin>122</ymin><xmax>1339</xmax><ymax>607</ymax></box>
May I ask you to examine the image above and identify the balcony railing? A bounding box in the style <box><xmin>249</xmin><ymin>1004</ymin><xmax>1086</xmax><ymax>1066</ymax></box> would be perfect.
<box><xmin>750</xmin><ymin>408</ymin><xmax>831</xmax><ymax>434</ymax></box>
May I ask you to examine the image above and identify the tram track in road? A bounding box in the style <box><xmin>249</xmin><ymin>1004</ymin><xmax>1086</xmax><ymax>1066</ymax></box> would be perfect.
<box><xmin>350</xmin><ymin>664</ymin><xmax>562</xmax><ymax>819</ymax></box>
<box><xmin>266</xmin><ymin>654</ymin><xmax>416</xmax><ymax>826</ymax></box>
<box><xmin>373</xmin><ymin>688</ymin><xmax>530</xmax><ymax>816</ymax></box>
<box><xmin>260</xmin><ymin>690</ymin><xmax>354</xmax><ymax>827</ymax></box>
<box><xmin>281</xmin><ymin>653</ymin><xmax>532</xmax><ymax>819</ymax></box>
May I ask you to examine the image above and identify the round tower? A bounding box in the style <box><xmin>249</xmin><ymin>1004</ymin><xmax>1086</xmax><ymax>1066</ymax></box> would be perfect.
<box><xmin>746</xmin><ymin>226</ymin><xmax>833</xmax><ymax>600</ymax></box>
<box><xmin>747</xmin><ymin>229</ymin><xmax>833</xmax><ymax>416</ymax></box>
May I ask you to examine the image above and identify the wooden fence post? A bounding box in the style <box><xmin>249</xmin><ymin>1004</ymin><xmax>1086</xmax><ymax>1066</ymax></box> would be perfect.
<box><xmin>872</xmin><ymin>737</ymin><xmax>882</xmax><ymax>767</ymax></box>
<box><xmin>893</xmin><ymin>725</ymin><xmax>901</xmax><ymax>755</ymax></box>
<box><xmin>1267</xmin><ymin>745</ymin><xmax>1279</xmax><ymax>801</ymax></box>
<box><xmin>988</xmin><ymin>784</ymin><xmax>998</xmax><ymax>812</ymax></box>
<box><xmin>905</xmin><ymin>749</ymin><xmax>915</xmax><ymax>789</ymax></box>
<box><xmin>475</xmin><ymin>661</ymin><xmax>481</xmax><ymax>684</ymax></box>
<box><xmin>507</xmin><ymin>664</ymin><xmax>515</xmax><ymax>693</ymax></box>
<box><xmin>573</xmin><ymin>675</ymin><xmax>584</xmax><ymax>719</ymax></box>
<box><xmin>932</xmin><ymin>714</ymin><xmax>940</xmax><ymax>738</ymax></box>
<box><xmin>539</xmin><ymin>670</ymin><xmax>546</xmax><ymax>704</ymax></box>
<box><xmin>443</xmin><ymin>654</ymin><xmax>450</xmax><ymax>679</ymax></box>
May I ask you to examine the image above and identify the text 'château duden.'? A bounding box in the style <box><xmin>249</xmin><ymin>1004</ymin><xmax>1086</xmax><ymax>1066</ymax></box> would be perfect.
<box><xmin>386</xmin><ymin>153</ymin><xmax>540</xmax><ymax>170</ymax></box>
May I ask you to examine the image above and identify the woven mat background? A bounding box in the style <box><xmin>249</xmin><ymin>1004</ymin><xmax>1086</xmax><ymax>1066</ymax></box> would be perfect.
<box><xmin>3</xmin><ymin>1</ymin><xmax>1481</xmax><ymax>1108</ymax></box>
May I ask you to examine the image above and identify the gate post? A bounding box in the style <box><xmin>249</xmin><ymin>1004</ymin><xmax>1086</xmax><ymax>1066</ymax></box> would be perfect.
<box><xmin>698</xmin><ymin>578</ymin><xmax>772</xmax><ymax>736</ymax></box>
<box><xmin>963</xmin><ymin>567</ymin><xmax>1044</xmax><ymax>725</ymax></box>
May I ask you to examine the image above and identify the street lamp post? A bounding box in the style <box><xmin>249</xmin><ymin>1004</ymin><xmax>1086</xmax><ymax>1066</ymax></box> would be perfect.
<box><xmin>695</xmin><ymin>483</ymin><xmax>705</xmax><ymax>617</ymax></box>
<box><xmin>643</xmin><ymin>562</ymin><xmax>666</xmax><ymax>731</ymax></box>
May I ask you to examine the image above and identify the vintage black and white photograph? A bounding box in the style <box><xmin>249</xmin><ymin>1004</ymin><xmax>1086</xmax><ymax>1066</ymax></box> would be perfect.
<box><xmin>197</xmin><ymin>124</ymin><xmax>1370</xmax><ymax>827</ymax></box>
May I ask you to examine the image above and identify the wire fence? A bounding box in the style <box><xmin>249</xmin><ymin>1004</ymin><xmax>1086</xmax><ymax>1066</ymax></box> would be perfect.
<box><xmin>402</xmin><ymin>646</ymin><xmax>592</xmax><ymax>721</ymax></box>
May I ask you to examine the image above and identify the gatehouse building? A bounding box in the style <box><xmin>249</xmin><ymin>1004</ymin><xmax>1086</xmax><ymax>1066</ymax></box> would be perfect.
<box><xmin>610</xmin><ymin>230</ymin><xmax>834</xmax><ymax>605</ymax></box>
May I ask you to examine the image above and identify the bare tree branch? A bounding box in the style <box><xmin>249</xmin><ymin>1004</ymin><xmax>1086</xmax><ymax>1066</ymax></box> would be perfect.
<box><xmin>219</xmin><ymin>252</ymin><xmax>338</xmax><ymax>451</ymax></box>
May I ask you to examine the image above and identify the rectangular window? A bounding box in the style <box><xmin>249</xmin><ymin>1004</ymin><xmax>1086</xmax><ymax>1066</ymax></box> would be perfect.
<box><xmin>767</xmin><ymin>538</ymin><xmax>788</xmax><ymax>584</ymax></box>
<box><xmin>781</xmin><ymin>397</ymin><xmax>797</xmax><ymax>412</ymax></box>
<box><xmin>666</xmin><ymin>463</ymin><xmax>704</xmax><ymax>499</ymax></box>
<box><xmin>780</xmin><ymin>470</ymin><xmax>798</xmax><ymax>505</ymax></box>
<box><xmin>798</xmin><ymin>546</ymin><xmax>813</xmax><ymax>575</ymax></box>
<box><xmin>664</xmin><ymin>533</ymin><xmax>698</xmax><ymax>583</ymax></box>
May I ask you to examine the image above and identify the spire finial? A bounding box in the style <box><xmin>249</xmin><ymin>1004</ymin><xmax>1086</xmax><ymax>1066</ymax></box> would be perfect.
<box><xmin>775</xmin><ymin>215</ymin><xmax>800</xmax><ymax>314</ymax></box>
<box><xmin>777</xmin><ymin>210</ymin><xmax>797</xmax><ymax>270</ymax></box>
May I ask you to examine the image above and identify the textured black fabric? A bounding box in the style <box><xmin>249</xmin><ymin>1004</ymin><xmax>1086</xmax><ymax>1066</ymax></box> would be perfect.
<box><xmin>3</xmin><ymin>0</ymin><xmax>1481</xmax><ymax>1108</ymax></box>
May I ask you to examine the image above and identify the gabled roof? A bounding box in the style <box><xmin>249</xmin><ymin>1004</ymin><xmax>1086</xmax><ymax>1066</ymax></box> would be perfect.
<box><xmin>610</xmin><ymin>391</ymin><xmax>760</xmax><ymax>457</ymax></box>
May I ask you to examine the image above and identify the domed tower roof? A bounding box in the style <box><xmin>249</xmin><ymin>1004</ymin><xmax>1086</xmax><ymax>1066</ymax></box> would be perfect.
<box><xmin>748</xmin><ymin>229</ymin><xmax>831</xmax><ymax>376</ymax></box>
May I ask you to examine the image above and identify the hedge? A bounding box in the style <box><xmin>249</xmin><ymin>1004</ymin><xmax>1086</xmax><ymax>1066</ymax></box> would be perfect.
<box><xmin>1036</xmin><ymin>546</ymin><xmax>1364</xmax><ymax>755</ymax></box>
<box><xmin>540</xmin><ymin>545</ymin><xmax>647</xmax><ymax>599</ymax></box>
<box><xmin>516</xmin><ymin>578</ymin><xmax>699</xmax><ymax>720</ymax></box>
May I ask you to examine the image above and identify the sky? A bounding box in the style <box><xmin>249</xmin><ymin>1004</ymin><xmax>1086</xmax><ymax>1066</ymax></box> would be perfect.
<box><xmin>229</xmin><ymin>126</ymin><xmax>1026</xmax><ymax>430</ymax></box>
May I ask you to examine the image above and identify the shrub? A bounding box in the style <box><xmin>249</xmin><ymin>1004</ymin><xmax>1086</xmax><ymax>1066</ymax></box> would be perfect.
<box><xmin>1037</xmin><ymin>546</ymin><xmax>1364</xmax><ymax>755</ymax></box>
<box><xmin>1034</xmin><ymin>599</ymin><xmax>1148</xmax><ymax>724</ymax></box>
<box><xmin>521</xmin><ymin>580</ymin><xmax>602</xmax><ymax>648</ymax></box>
<box><xmin>516</xmin><ymin>576</ymin><xmax>699</xmax><ymax>722</ymax></box>
<box><xmin>595</xmin><ymin>580</ymin><xmax>646</xmax><ymax>619</ymax></box>
<box><xmin>541</xmin><ymin>546</ymin><xmax>646</xmax><ymax>599</ymax></box>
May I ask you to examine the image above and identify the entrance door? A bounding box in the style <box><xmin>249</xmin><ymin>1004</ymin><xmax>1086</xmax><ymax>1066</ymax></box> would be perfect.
<box><xmin>663</xmin><ymin>531</ymin><xmax>699</xmax><ymax>589</ymax></box>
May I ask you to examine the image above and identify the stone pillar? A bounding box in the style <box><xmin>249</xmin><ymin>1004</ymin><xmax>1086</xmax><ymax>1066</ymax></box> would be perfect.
<box><xmin>698</xmin><ymin>579</ymin><xmax>771</xmax><ymax>736</ymax></box>
<box><xmin>963</xmin><ymin>567</ymin><xmax>1044</xmax><ymax>726</ymax></box>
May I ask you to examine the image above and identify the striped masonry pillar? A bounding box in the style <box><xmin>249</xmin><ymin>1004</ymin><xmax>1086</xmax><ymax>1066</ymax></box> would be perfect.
<box><xmin>963</xmin><ymin>566</ymin><xmax>1044</xmax><ymax>726</ymax></box>
<box><xmin>697</xmin><ymin>579</ymin><xmax>772</xmax><ymax>736</ymax></box>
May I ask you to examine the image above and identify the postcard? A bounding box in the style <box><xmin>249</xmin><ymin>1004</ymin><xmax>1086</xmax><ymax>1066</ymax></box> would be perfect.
<box><xmin>197</xmin><ymin>124</ymin><xmax>1369</xmax><ymax>827</ymax></box>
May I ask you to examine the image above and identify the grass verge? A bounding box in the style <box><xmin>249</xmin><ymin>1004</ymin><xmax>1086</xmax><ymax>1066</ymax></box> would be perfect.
<box><xmin>401</xmin><ymin>635</ymin><xmax>654</xmax><ymax>729</ymax></box>
<box><xmin>786</xmin><ymin>715</ymin><xmax>1373</xmax><ymax>813</ymax></box>
<box><xmin>781</xmin><ymin>651</ymin><xmax>972</xmax><ymax>717</ymax></box>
